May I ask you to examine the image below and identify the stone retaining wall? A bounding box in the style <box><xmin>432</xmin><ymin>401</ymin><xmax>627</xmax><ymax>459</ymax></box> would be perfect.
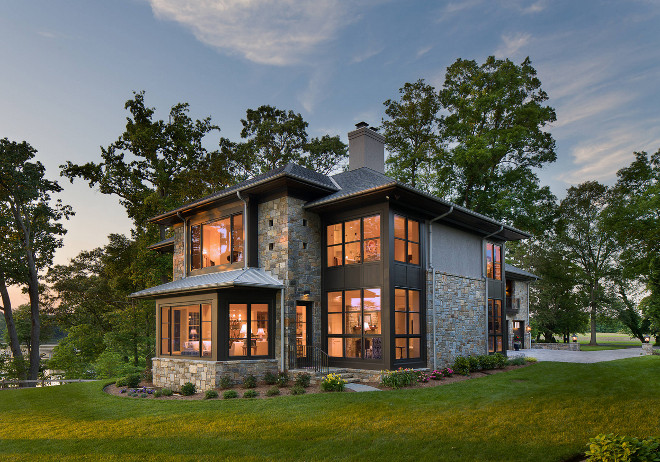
<box><xmin>532</xmin><ymin>343</ymin><xmax>580</xmax><ymax>351</ymax></box>
<box><xmin>152</xmin><ymin>357</ymin><xmax>278</xmax><ymax>392</ymax></box>
<box><xmin>642</xmin><ymin>343</ymin><xmax>655</xmax><ymax>355</ymax></box>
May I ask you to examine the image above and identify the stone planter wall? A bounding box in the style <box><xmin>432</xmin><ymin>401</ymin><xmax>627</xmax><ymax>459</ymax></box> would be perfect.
<box><xmin>152</xmin><ymin>357</ymin><xmax>278</xmax><ymax>392</ymax></box>
<box><xmin>532</xmin><ymin>343</ymin><xmax>580</xmax><ymax>351</ymax></box>
<box><xmin>642</xmin><ymin>343</ymin><xmax>655</xmax><ymax>355</ymax></box>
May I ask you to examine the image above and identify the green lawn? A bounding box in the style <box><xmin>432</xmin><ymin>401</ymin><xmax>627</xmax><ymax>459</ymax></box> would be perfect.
<box><xmin>560</xmin><ymin>332</ymin><xmax>643</xmax><ymax>350</ymax></box>
<box><xmin>1</xmin><ymin>357</ymin><xmax>659</xmax><ymax>461</ymax></box>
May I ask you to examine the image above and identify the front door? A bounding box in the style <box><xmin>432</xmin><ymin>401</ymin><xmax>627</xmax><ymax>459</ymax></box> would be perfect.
<box><xmin>296</xmin><ymin>303</ymin><xmax>313</xmax><ymax>364</ymax></box>
<box><xmin>512</xmin><ymin>320</ymin><xmax>525</xmax><ymax>349</ymax></box>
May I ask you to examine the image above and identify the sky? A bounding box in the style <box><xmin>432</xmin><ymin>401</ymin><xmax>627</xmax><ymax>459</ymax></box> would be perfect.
<box><xmin>2</xmin><ymin>0</ymin><xmax>659</xmax><ymax>303</ymax></box>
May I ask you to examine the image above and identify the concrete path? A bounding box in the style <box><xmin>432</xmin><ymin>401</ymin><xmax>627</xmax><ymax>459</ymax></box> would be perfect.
<box><xmin>507</xmin><ymin>348</ymin><xmax>645</xmax><ymax>363</ymax></box>
<box><xmin>345</xmin><ymin>383</ymin><xmax>381</xmax><ymax>392</ymax></box>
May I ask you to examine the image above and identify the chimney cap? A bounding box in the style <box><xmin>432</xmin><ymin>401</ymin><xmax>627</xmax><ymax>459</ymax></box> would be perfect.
<box><xmin>355</xmin><ymin>121</ymin><xmax>369</xmax><ymax>128</ymax></box>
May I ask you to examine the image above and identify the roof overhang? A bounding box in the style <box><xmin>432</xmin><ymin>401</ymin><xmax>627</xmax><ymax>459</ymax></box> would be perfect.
<box><xmin>147</xmin><ymin>237</ymin><xmax>174</xmax><ymax>253</ymax></box>
<box><xmin>129</xmin><ymin>268</ymin><xmax>284</xmax><ymax>299</ymax></box>
<box><xmin>505</xmin><ymin>264</ymin><xmax>540</xmax><ymax>281</ymax></box>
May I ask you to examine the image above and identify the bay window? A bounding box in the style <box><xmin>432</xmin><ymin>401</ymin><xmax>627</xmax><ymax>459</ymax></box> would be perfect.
<box><xmin>160</xmin><ymin>303</ymin><xmax>212</xmax><ymax>357</ymax></box>
<box><xmin>327</xmin><ymin>288</ymin><xmax>382</xmax><ymax>359</ymax></box>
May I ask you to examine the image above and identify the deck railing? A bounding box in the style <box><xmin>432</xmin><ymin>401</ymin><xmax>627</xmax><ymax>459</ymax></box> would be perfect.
<box><xmin>287</xmin><ymin>344</ymin><xmax>329</xmax><ymax>375</ymax></box>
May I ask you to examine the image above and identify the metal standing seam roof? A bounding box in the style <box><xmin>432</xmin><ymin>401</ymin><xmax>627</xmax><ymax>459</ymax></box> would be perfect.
<box><xmin>505</xmin><ymin>263</ymin><xmax>540</xmax><ymax>280</ymax></box>
<box><xmin>128</xmin><ymin>268</ymin><xmax>284</xmax><ymax>299</ymax></box>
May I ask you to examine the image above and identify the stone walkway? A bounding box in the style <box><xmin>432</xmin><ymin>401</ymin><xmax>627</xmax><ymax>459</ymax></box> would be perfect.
<box><xmin>507</xmin><ymin>347</ymin><xmax>646</xmax><ymax>363</ymax></box>
<box><xmin>345</xmin><ymin>383</ymin><xmax>381</xmax><ymax>392</ymax></box>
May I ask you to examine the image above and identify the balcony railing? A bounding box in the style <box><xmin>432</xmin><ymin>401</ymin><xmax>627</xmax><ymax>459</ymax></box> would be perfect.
<box><xmin>506</xmin><ymin>297</ymin><xmax>520</xmax><ymax>314</ymax></box>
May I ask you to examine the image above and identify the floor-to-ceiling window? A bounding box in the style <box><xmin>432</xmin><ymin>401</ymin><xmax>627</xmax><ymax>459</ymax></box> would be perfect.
<box><xmin>327</xmin><ymin>288</ymin><xmax>382</xmax><ymax>360</ymax></box>
<box><xmin>488</xmin><ymin>298</ymin><xmax>503</xmax><ymax>353</ymax></box>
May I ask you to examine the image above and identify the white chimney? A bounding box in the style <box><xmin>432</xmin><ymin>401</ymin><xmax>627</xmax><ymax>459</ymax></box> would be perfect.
<box><xmin>348</xmin><ymin>122</ymin><xmax>385</xmax><ymax>173</ymax></box>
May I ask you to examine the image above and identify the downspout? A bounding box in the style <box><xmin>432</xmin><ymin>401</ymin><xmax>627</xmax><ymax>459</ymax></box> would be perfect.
<box><xmin>236</xmin><ymin>191</ymin><xmax>248</xmax><ymax>270</ymax></box>
<box><xmin>428</xmin><ymin>206</ymin><xmax>453</xmax><ymax>370</ymax></box>
<box><xmin>176</xmin><ymin>212</ymin><xmax>187</xmax><ymax>278</ymax></box>
<box><xmin>482</xmin><ymin>225</ymin><xmax>503</xmax><ymax>353</ymax></box>
<box><xmin>280</xmin><ymin>287</ymin><xmax>285</xmax><ymax>371</ymax></box>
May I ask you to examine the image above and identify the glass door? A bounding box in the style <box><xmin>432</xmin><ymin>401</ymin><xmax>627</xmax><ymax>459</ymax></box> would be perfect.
<box><xmin>296</xmin><ymin>303</ymin><xmax>313</xmax><ymax>364</ymax></box>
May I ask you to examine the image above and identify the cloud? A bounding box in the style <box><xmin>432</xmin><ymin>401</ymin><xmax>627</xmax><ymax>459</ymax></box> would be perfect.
<box><xmin>494</xmin><ymin>32</ymin><xmax>532</xmax><ymax>58</ymax></box>
<box><xmin>416</xmin><ymin>45</ymin><xmax>432</xmax><ymax>58</ymax></box>
<box><xmin>557</xmin><ymin>123</ymin><xmax>660</xmax><ymax>183</ymax></box>
<box><xmin>147</xmin><ymin>0</ymin><xmax>354</xmax><ymax>66</ymax></box>
<box><xmin>298</xmin><ymin>68</ymin><xmax>330</xmax><ymax>113</ymax></box>
<box><xmin>522</xmin><ymin>1</ymin><xmax>546</xmax><ymax>14</ymax></box>
<box><xmin>351</xmin><ymin>46</ymin><xmax>384</xmax><ymax>64</ymax></box>
<box><xmin>436</xmin><ymin>0</ymin><xmax>483</xmax><ymax>22</ymax></box>
<box><xmin>554</xmin><ymin>92</ymin><xmax>633</xmax><ymax>128</ymax></box>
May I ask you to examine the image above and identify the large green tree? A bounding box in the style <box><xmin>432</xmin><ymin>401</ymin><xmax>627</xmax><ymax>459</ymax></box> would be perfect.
<box><xmin>0</xmin><ymin>138</ymin><xmax>72</xmax><ymax>381</ymax></box>
<box><xmin>381</xmin><ymin>79</ymin><xmax>440</xmax><ymax>190</ymax></box>
<box><xmin>228</xmin><ymin>105</ymin><xmax>348</xmax><ymax>178</ymax></box>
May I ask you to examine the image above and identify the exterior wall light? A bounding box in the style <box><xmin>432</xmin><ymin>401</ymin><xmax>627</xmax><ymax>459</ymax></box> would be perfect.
<box><xmin>572</xmin><ymin>335</ymin><xmax>578</xmax><ymax>343</ymax></box>
<box><xmin>644</xmin><ymin>335</ymin><xmax>651</xmax><ymax>343</ymax></box>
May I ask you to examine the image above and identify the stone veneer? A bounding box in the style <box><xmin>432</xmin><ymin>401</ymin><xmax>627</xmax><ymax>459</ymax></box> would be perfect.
<box><xmin>152</xmin><ymin>357</ymin><xmax>278</xmax><ymax>392</ymax></box>
<box><xmin>257</xmin><ymin>196</ymin><xmax>322</xmax><ymax>368</ymax></box>
<box><xmin>532</xmin><ymin>343</ymin><xmax>580</xmax><ymax>351</ymax></box>
<box><xmin>172</xmin><ymin>224</ymin><xmax>185</xmax><ymax>281</ymax></box>
<box><xmin>506</xmin><ymin>279</ymin><xmax>531</xmax><ymax>349</ymax></box>
<box><xmin>427</xmin><ymin>271</ymin><xmax>486</xmax><ymax>368</ymax></box>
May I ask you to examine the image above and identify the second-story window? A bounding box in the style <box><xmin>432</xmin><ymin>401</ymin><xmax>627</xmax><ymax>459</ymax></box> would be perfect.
<box><xmin>190</xmin><ymin>213</ymin><xmax>244</xmax><ymax>270</ymax></box>
<box><xmin>394</xmin><ymin>215</ymin><xmax>420</xmax><ymax>265</ymax></box>
<box><xmin>326</xmin><ymin>215</ymin><xmax>380</xmax><ymax>267</ymax></box>
<box><xmin>486</xmin><ymin>242</ymin><xmax>502</xmax><ymax>280</ymax></box>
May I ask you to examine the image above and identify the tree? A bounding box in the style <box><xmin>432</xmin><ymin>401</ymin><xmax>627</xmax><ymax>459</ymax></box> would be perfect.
<box><xmin>556</xmin><ymin>182</ymin><xmax>618</xmax><ymax>345</ymax></box>
<box><xmin>0</xmin><ymin>138</ymin><xmax>72</xmax><ymax>381</ymax></box>
<box><xmin>436</xmin><ymin>56</ymin><xmax>557</xmax><ymax>233</ymax></box>
<box><xmin>381</xmin><ymin>79</ymin><xmax>440</xmax><ymax>189</ymax></box>
<box><xmin>229</xmin><ymin>105</ymin><xmax>347</xmax><ymax>178</ymax></box>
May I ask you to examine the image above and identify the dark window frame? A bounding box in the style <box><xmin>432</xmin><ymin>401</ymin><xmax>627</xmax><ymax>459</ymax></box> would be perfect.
<box><xmin>226</xmin><ymin>301</ymin><xmax>272</xmax><ymax>359</ymax></box>
<box><xmin>393</xmin><ymin>214</ymin><xmax>421</xmax><ymax>266</ymax></box>
<box><xmin>486</xmin><ymin>242</ymin><xmax>502</xmax><ymax>280</ymax></box>
<box><xmin>160</xmin><ymin>303</ymin><xmax>212</xmax><ymax>359</ymax></box>
<box><xmin>394</xmin><ymin>288</ymin><xmax>423</xmax><ymax>360</ymax></box>
<box><xmin>326</xmin><ymin>288</ymin><xmax>382</xmax><ymax>360</ymax></box>
<box><xmin>488</xmin><ymin>298</ymin><xmax>504</xmax><ymax>353</ymax></box>
<box><xmin>326</xmin><ymin>214</ymin><xmax>381</xmax><ymax>267</ymax></box>
<box><xmin>190</xmin><ymin>212</ymin><xmax>244</xmax><ymax>271</ymax></box>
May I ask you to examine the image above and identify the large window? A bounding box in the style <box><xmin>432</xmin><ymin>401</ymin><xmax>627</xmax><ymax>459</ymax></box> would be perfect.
<box><xmin>394</xmin><ymin>215</ymin><xmax>420</xmax><ymax>265</ymax></box>
<box><xmin>486</xmin><ymin>242</ymin><xmax>502</xmax><ymax>280</ymax></box>
<box><xmin>326</xmin><ymin>215</ymin><xmax>380</xmax><ymax>267</ymax></box>
<box><xmin>190</xmin><ymin>213</ymin><xmax>244</xmax><ymax>270</ymax></box>
<box><xmin>228</xmin><ymin>303</ymin><xmax>270</xmax><ymax>357</ymax></box>
<box><xmin>394</xmin><ymin>289</ymin><xmax>422</xmax><ymax>359</ymax></box>
<box><xmin>327</xmin><ymin>288</ymin><xmax>382</xmax><ymax>359</ymax></box>
<box><xmin>488</xmin><ymin>298</ymin><xmax>503</xmax><ymax>353</ymax></box>
<box><xmin>160</xmin><ymin>304</ymin><xmax>212</xmax><ymax>358</ymax></box>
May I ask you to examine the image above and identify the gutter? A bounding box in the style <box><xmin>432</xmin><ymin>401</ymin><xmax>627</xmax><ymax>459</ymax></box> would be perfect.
<box><xmin>428</xmin><ymin>206</ymin><xmax>453</xmax><ymax>370</ymax></box>
<box><xmin>176</xmin><ymin>212</ymin><xmax>187</xmax><ymax>278</ymax></box>
<box><xmin>236</xmin><ymin>191</ymin><xmax>248</xmax><ymax>270</ymax></box>
<box><xmin>280</xmin><ymin>288</ymin><xmax>285</xmax><ymax>371</ymax></box>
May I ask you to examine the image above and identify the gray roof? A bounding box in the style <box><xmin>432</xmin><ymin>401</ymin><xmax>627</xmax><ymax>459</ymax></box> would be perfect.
<box><xmin>150</xmin><ymin>163</ymin><xmax>338</xmax><ymax>223</ymax></box>
<box><xmin>505</xmin><ymin>264</ymin><xmax>539</xmax><ymax>280</ymax></box>
<box><xmin>129</xmin><ymin>268</ymin><xmax>284</xmax><ymax>299</ymax></box>
<box><xmin>147</xmin><ymin>237</ymin><xmax>174</xmax><ymax>252</ymax></box>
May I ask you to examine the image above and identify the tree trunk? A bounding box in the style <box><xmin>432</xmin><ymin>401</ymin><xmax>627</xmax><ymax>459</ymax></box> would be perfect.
<box><xmin>589</xmin><ymin>304</ymin><xmax>597</xmax><ymax>346</ymax></box>
<box><xmin>0</xmin><ymin>274</ymin><xmax>27</xmax><ymax>382</ymax></box>
<box><xmin>26</xmin><ymin>257</ymin><xmax>41</xmax><ymax>382</ymax></box>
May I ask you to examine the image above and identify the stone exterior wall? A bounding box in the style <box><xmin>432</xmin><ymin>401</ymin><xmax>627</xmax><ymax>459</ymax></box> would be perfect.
<box><xmin>172</xmin><ymin>224</ymin><xmax>185</xmax><ymax>281</ymax></box>
<box><xmin>506</xmin><ymin>280</ymin><xmax>531</xmax><ymax>349</ymax></box>
<box><xmin>257</xmin><ymin>196</ymin><xmax>322</xmax><ymax>368</ymax></box>
<box><xmin>152</xmin><ymin>357</ymin><xmax>278</xmax><ymax>392</ymax></box>
<box><xmin>532</xmin><ymin>343</ymin><xmax>580</xmax><ymax>351</ymax></box>
<box><xmin>427</xmin><ymin>271</ymin><xmax>486</xmax><ymax>368</ymax></box>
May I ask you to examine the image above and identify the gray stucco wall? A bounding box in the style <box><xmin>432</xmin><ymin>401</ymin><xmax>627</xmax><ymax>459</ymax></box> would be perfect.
<box><xmin>506</xmin><ymin>279</ymin><xmax>530</xmax><ymax>349</ymax></box>
<box><xmin>430</xmin><ymin>223</ymin><xmax>482</xmax><ymax>279</ymax></box>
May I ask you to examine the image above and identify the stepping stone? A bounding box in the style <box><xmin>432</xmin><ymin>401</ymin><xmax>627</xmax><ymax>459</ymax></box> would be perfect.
<box><xmin>345</xmin><ymin>383</ymin><xmax>381</xmax><ymax>392</ymax></box>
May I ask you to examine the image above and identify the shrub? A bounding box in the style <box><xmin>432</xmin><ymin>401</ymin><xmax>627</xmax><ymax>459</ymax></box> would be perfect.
<box><xmin>160</xmin><ymin>387</ymin><xmax>173</xmax><ymax>396</ymax></box>
<box><xmin>243</xmin><ymin>374</ymin><xmax>257</xmax><ymax>389</ymax></box>
<box><xmin>477</xmin><ymin>354</ymin><xmax>496</xmax><ymax>370</ymax></box>
<box><xmin>417</xmin><ymin>372</ymin><xmax>429</xmax><ymax>383</ymax></box>
<box><xmin>115</xmin><ymin>377</ymin><xmax>127</xmax><ymax>387</ymax></box>
<box><xmin>294</xmin><ymin>372</ymin><xmax>311</xmax><ymax>388</ymax></box>
<box><xmin>381</xmin><ymin>368</ymin><xmax>419</xmax><ymax>389</ymax></box>
<box><xmin>139</xmin><ymin>393</ymin><xmax>148</xmax><ymax>398</ymax></box>
<box><xmin>266</xmin><ymin>386</ymin><xmax>280</xmax><ymax>396</ymax></box>
<box><xmin>276</xmin><ymin>372</ymin><xmax>290</xmax><ymax>388</ymax></box>
<box><xmin>321</xmin><ymin>373</ymin><xmax>346</xmax><ymax>392</ymax></box>
<box><xmin>153</xmin><ymin>389</ymin><xmax>163</xmax><ymax>398</ymax></box>
<box><xmin>125</xmin><ymin>374</ymin><xmax>141</xmax><ymax>388</ymax></box>
<box><xmin>428</xmin><ymin>370</ymin><xmax>443</xmax><ymax>380</ymax></box>
<box><xmin>223</xmin><ymin>390</ymin><xmax>238</xmax><ymax>399</ymax></box>
<box><xmin>493</xmin><ymin>353</ymin><xmax>508</xmax><ymax>369</ymax></box>
<box><xmin>468</xmin><ymin>355</ymin><xmax>481</xmax><ymax>372</ymax></box>
<box><xmin>507</xmin><ymin>356</ymin><xmax>526</xmax><ymax>366</ymax></box>
<box><xmin>218</xmin><ymin>376</ymin><xmax>232</xmax><ymax>390</ymax></box>
<box><xmin>243</xmin><ymin>389</ymin><xmax>258</xmax><ymax>399</ymax></box>
<box><xmin>291</xmin><ymin>384</ymin><xmax>306</xmax><ymax>395</ymax></box>
<box><xmin>525</xmin><ymin>357</ymin><xmax>538</xmax><ymax>363</ymax></box>
<box><xmin>441</xmin><ymin>367</ymin><xmax>454</xmax><ymax>377</ymax></box>
<box><xmin>181</xmin><ymin>382</ymin><xmax>196</xmax><ymax>396</ymax></box>
<box><xmin>452</xmin><ymin>356</ymin><xmax>471</xmax><ymax>376</ymax></box>
<box><xmin>585</xmin><ymin>433</ymin><xmax>660</xmax><ymax>461</ymax></box>
<box><xmin>264</xmin><ymin>371</ymin><xmax>278</xmax><ymax>385</ymax></box>
<box><xmin>204</xmin><ymin>390</ymin><xmax>219</xmax><ymax>399</ymax></box>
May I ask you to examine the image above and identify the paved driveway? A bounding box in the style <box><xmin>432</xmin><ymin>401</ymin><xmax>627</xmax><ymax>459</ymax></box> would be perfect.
<box><xmin>507</xmin><ymin>348</ymin><xmax>645</xmax><ymax>363</ymax></box>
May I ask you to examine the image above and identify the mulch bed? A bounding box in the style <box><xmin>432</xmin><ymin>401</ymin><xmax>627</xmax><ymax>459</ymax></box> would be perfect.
<box><xmin>103</xmin><ymin>363</ymin><xmax>531</xmax><ymax>400</ymax></box>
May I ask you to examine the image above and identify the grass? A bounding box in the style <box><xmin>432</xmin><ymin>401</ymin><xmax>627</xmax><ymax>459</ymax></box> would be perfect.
<box><xmin>553</xmin><ymin>332</ymin><xmax>643</xmax><ymax>350</ymax></box>
<box><xmin>1</xmin><ymin>357</ymin><xmax>659</xmax><ymax>461</ymax></box>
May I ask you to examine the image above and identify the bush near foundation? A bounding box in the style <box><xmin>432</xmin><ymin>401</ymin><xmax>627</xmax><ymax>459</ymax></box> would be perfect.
<box><xmin>380</xmin><ymin>368</ymin><xmax>420</xmax><ymax>389</ymax></box>
<box><xmin>243</xmin><ymin>374</ymin><xmax>257</xmax><ymax>389</ymax></box>
<box><xmin>181</xmin><ymin>382</ymin><xmax>196</xmax><ymax>396</ymax></box>
<box><xmin>321</xmin><ymin>373</ymin><xmax>346</xmax><ymax>392</ymax></box>
<box><xmin>585</xmin><ymin>433</ymin><xmax>660</xmax><ymax>461</ymax></box>
<box><xmin>294</xmin><ymin>372</ymin><xmax>311</xmax><ymax>388</ymax></box>
<box><xmin>204</xmin><ymin>390</ymin><xmax>218</xmax><ymax>399</ymax></box>
<box><xmin>218</xmin><ymin>376</ymin><xmax>232</xmax><ymax>389</ymax></box>
<box><xmin>264</xmin><ymin>371</ymin><xmax>277</xmax><ymax>385</ymax></box>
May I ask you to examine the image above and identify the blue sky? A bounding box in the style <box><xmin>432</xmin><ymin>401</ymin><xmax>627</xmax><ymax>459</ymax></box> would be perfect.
<box><xmin>2</xmin><ymin>0</ymin><xmax>660</xmax><ymax>301</ymax></box>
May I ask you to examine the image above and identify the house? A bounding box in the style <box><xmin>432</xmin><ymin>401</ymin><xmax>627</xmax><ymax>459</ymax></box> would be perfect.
<box><xmin>130</xmin><ymin>122</ymin><xmax>536</xmax><ymax>391</ymax></box>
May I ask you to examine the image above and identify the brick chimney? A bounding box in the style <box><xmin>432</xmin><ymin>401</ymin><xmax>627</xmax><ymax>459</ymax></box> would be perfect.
<box><xmin>348</xmin><ymin>122</ymin><xmax>385</xmax><ymax>173</ymax></box>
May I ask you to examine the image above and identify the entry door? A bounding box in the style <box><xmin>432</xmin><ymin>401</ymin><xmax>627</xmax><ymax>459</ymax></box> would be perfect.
<box><xmin>512</xmin><ymin>321</ymin><xmax>525</xmax><ymax>348</ymax></box>
<box><xmin>295</xmin><ymin>303</ymin><xmax>313</xmax><ymax>361</ymax></box>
